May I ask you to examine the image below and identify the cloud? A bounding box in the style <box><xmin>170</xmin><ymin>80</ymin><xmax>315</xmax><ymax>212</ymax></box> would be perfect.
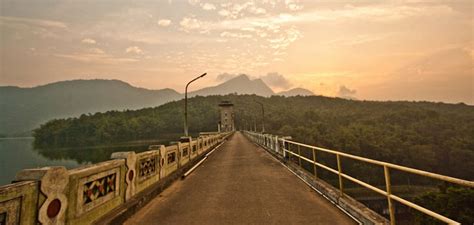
<box><xmin>0</xmin><ymin>16</ymin><xmax>68</xmax><ymax>39</ymax></box>
<box><xmin>54</xmin><ymin>48</ymin><xmax>138</xmax><ymax>64</ymax></box>
<box><xmin>188</xmin><ymin>0</ymin><xmax>200</xmax><ymax>5</ymax></box>
<box><xmin>217</xmin><ymin>2</ymin><xmax>260</xmax><ymax>19</ymax></box>
<box><xmin>0</xmin><ymin>16</ymin><xmax>67</xmax><ymax>29</ymax></box>
<box><xmin>290</xmin><ymin>4</ymin><xmax>456</xmax><ymax>24</ymax></box>
<box><xmin>157</xmin><ymin>19</ymin><xmax>172</xmax><ymax>27</ymax></box>
<box><xmin>218</xmin><ymin>9</ymin><xmax>231</xmax><ymax>17</ymax></box>
<box><xmin>81</xmin><ymin>38</ymin><xmax>96</xmax><ymax>44</ymax></box>
<box><xmin>220</xmin><ymin>31</ymin><xmax>252</xmax><ymax>39</ymax></box>
<box><xmin>125</xmin><ymin>46</ymin><xmax>143</xmax><ymax>54</ymax></box>
<box><xmin>267</xmin><ymin>27</ymin><xmax>302</xmax><ymax>51</ymax></box>
<box><xmin>248</xmin><ymin>6</ymin><xmax>266</xmax><ymax>15</ymax></box>
<box><xmin>337</xmin><ymin>85</ymin><xmax>357</xmax><ymax>99</ymax></box>
<box><xmin>201</xmin><ymin>3</ymin><xmax>216</xmax><ymax>11</ymax></box>
<box><xmin>285</xmin><ymin>0</ymin><xmax>303</xmax><ymax>11</ymax></box>
<box><xmin>87</xmin><ymin>48</ymin><xmax>105</xmax><ymax>54</ymax></box>
<box><xmin>179</xmin><ymin>17</ymin><xmax>202</xmax><ymax>31</ymax></box>
<box><xmin>325</xmin><ymin>34</ymin><xmax>390</xmax><ymax>46</ymax></box>
<box><xmin>260</xmin><ymin>72</ymin><xmax>292</xmax><ymax>89</ymax></box>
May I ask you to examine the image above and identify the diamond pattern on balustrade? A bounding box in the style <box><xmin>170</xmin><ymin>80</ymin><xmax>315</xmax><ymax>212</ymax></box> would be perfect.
<box><xmin>83</xmin><ymin>173</ymin><xmax>116</xmax><ymax>204</ymax></box>
<box><xmin>139</xmin><ymin>157</ymin><xmax>157</xmax><ymax>179</ymax></box>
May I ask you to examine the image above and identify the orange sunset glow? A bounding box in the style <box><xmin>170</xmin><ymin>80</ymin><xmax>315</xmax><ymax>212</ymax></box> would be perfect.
<box><xmin>1</xmin><ymin>0</ymin><xmax>473</xmax><ymax>104</ymax></box>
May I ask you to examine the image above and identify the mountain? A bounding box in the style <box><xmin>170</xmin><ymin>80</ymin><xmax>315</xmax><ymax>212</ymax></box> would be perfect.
<box><xmin>190</xmin><ymin>74</ymin><xmax>275</xmax><ymax>97</ymax></box>
<box><xmin>277</xmin><ymin>88</ymin><xmax>314</xmax><ymax>96</ymax></box>
<box><xmin>1</xmin><ymin>74</ymin><xmax>306</xmax><ymax>135</ymax></box>
<box><xmin>0</xmin><ymin>79</ymin><xmax>182</xmax><ymax>136</ymax></box>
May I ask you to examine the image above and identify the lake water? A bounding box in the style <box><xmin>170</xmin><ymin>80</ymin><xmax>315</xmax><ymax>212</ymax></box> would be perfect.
<box><xmin>0</xmin><ymin>137</ymin><xmax>173</xmax><ymax>185</ymax></box>
<box><xmin>0</xmin><ymin>138</ymin><xmax>82</xmax><ymax>185</ymax></box>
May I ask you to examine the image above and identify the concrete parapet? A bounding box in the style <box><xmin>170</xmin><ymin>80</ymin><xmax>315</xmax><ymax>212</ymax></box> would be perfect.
<box><xmin>0</xmin><ymin>132</ymin><xmax>233</xmax><ymax>225</ymax></box>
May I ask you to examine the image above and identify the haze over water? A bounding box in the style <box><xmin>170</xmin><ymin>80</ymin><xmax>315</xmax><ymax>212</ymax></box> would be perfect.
<box><xmin>0</xmin><ymin>138</ymin><xmax>81</xmax><ymax>185</ymax></box>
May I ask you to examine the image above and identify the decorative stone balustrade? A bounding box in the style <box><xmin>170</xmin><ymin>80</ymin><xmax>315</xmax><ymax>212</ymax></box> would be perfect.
<box><xmin>0</xmin><ymin>132</ymin><xmax>232</xmax><ymax>225</ymax></box>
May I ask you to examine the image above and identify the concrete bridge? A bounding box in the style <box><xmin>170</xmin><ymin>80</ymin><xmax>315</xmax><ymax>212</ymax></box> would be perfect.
<box><xmin>1</xmin><ymin>131</ymin><xmax>473</xmax><ymax>225</ymax></box>
<box><xmin>125</xmin><ymin>132</ymin><xmax>355</xmax><ymax>225</ymax></box>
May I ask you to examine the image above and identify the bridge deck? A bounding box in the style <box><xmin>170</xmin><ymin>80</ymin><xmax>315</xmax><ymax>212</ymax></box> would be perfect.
<box><xmin>125</xmin><ymin>132</ymin><xmax>356</xmax><ymax>225</ymax></box>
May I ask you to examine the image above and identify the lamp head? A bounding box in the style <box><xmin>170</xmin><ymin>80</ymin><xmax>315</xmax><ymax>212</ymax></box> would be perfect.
<box><xmin>200</xmin><ymin>73</ymin><xmax>207</xmax><ymax>78</ymax></box>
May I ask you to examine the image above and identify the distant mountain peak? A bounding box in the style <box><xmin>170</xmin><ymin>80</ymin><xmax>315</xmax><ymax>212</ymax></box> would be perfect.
<box><xmin>35</xmin><ymin>79</ymin><xmax>133</xmax><ymax>89</ymax></box>
<box><xmin>190</xmin><ymin>74</ymin><xmax>274</xmax><ymax>97</ymax></box>
<box><xmin>277</xmin><ymin>88</ymin><xmax>314</xmax><ymax>97</ymax></box>
<box><xmin>232</xmin><ymin>74</ymin><xmax>251</xmax><ymax>80</ymax></box>
<box><xmin>252</xmin><ymin>78</ymin><xmax>266</xmax><ymax>83</ymax></box>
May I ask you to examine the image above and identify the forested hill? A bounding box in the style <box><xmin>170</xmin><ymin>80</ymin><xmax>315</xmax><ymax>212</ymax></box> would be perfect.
<box><xmin>1</xmin><ymin>75</ymin><xmax>314</xmax><ymax>136</ymax></box>
<box><xmin>0</xmin><ymin>80</ymin><xmax>182</xmax><ymax>136</ymax></box>
<box><xmin>33</xmin><ymin>95</ymin><xmax>474</xmax><ymax>180</ymax></box>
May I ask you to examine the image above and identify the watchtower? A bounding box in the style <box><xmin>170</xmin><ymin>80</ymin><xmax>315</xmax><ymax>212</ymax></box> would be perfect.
<box><xmin>219</xmin><ymin>101</ymin><xmax>235</xmax><ymax>132</ymax></box>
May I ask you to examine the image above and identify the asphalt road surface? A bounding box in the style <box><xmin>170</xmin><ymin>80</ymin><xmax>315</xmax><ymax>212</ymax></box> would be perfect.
<box><xmin>125</xmin><ymin>132</ymin><xmax>356</xmax><ymax>225</ymax></box>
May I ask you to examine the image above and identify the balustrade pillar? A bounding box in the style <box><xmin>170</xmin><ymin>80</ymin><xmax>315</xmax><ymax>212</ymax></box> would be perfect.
<box><xmin>16</xmin><ymin>167</ymin><xmax>69</xmax><ymax>225</ymax></box>
<box><xmin>111</xmin><ymin>152</ymin><xmax>137</xmax><ymax>201</ymax></box>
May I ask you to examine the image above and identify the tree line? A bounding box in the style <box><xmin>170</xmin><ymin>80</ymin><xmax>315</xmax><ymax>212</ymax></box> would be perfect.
<box><xmin>34</xmin><ymin>94</ymin><xmax>473</xmax><ymax>180</ymax></box>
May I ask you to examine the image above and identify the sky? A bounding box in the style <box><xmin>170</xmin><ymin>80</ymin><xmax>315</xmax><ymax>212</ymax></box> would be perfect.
<box><xmin>0</xmin><ymin>0</ymin><xmax>473</xmax><ymax>104</ymax></box>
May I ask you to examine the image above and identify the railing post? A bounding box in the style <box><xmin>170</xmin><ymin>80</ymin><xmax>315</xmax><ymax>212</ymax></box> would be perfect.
<box><xmin>312</xmin><ymin>148</ymin><xmax>318</xmax><ymax>178</ymax></box>
<box><xmin>297</xmin><ymin>145</ymin><xmax>302</xmax><ymax>167</ymax></box>
<box><xmin>384</xmin><ymin>165</ymin><xmax>396</xmax><ymax>225</ymax></box>
<box><xmin>271</xmin><ymin>135</ymin><xmax>275</xmax><ymax>151</ymax></box>
<box><xmin>275</xmin><ymin>136</ymin><xmax>279</xmax><ymax>153</ymax></box>
<box><xmin>288</xmin><ymin>143</ymin><xmax>291</xmax><ymax>161</ymax></box>
<box><xmin>337</xmin><ymin>154</ymin><xmax>344</xmax><ymax>197</ymax></box>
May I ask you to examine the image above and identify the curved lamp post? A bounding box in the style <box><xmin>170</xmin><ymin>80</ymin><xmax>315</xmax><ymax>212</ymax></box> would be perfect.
<box><xmin>184</xmin><ymin>73</ymin><xmax>207</xmax><ymax>137</ymax></box>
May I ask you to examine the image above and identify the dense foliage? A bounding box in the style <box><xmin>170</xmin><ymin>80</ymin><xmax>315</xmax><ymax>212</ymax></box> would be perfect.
<box><xmin>414</xmin><ymin>187</ymin><xmax>474</xmax><ymax>224</ymax></box>
<box><xmin>34</xmin><ymin>95</ymin><xmax>474</xmax><ymax>180</ymax></box>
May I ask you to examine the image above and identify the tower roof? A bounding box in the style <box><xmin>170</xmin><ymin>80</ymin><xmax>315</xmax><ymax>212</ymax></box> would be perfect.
<box><xmin>219</xmin><ymin>101</ymin><xmax>234</xmax><ymax>107</ymax></box>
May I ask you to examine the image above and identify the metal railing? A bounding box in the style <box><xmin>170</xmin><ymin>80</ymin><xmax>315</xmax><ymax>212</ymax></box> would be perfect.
<box><xmin>245</xmin><ymin>131</ymin><xmax>474</xmax><ymax>225</ymax></box>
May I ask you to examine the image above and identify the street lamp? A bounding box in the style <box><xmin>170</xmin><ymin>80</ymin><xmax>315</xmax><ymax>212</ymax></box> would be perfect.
<box><xmin>255</xmin><ymin>101</ymin><xmax>265</xmax><ymax>133</ymax></box>
<box><xmin>184</xmin><ymin>73</ymin><xmax>207</xmax><ymax>137</ymax></box>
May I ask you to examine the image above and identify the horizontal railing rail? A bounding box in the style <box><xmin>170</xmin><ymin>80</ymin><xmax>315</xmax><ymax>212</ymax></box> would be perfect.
<box><xmin>244</xmin><ymin>131</ymin><xmax>474</xmax><ymax>225</ymax></box>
